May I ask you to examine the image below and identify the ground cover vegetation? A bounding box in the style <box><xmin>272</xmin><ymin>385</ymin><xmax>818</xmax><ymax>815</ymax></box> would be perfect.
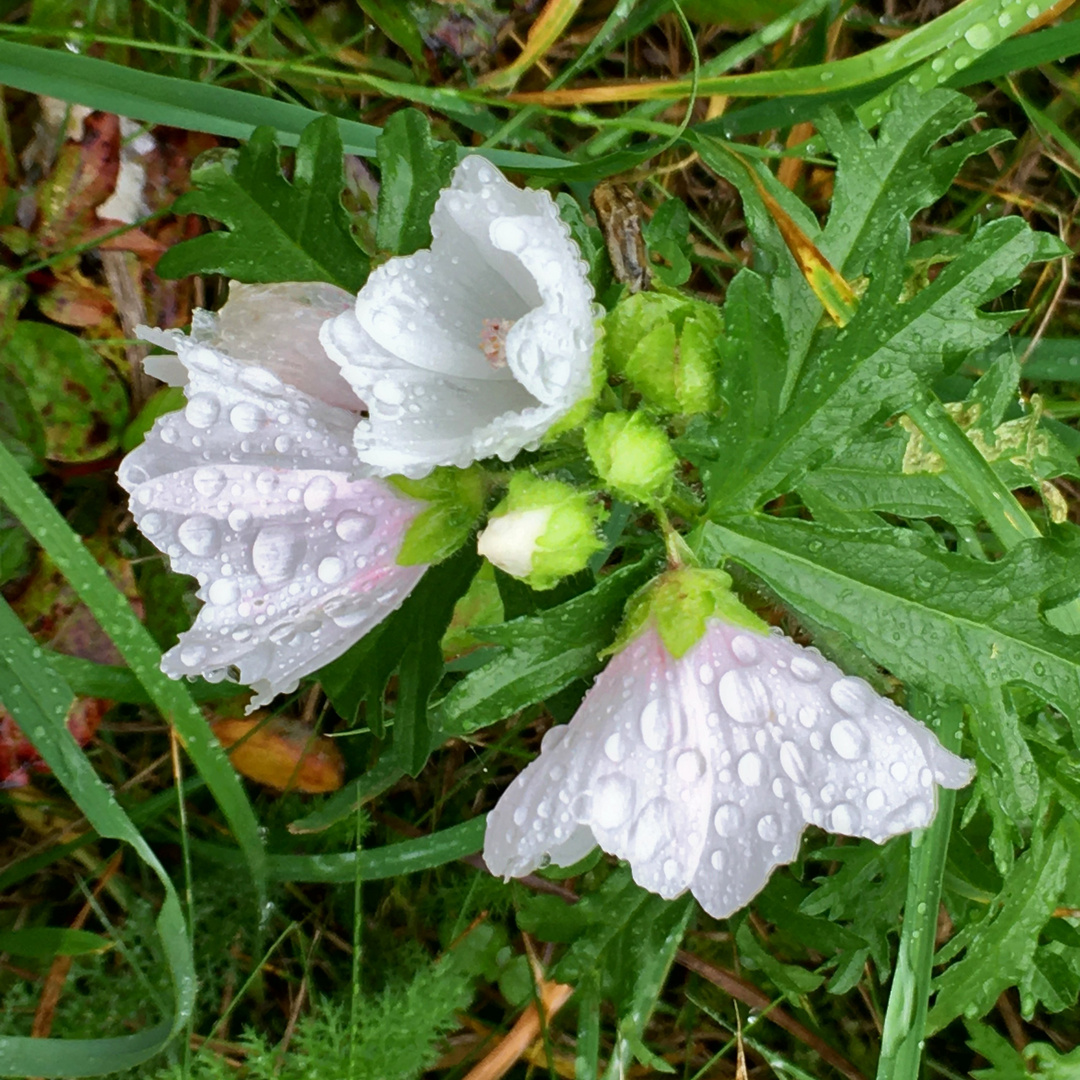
<box><xmin>3</xmin><ymin>1</ymin><xmax>1080</xmax><ymax>1078</ymax></box>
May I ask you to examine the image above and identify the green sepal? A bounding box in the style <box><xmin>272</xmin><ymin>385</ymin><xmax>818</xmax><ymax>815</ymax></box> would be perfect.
<box><xmin>613</xmin><ymin>566</ymin><xmax>767</xmax><ymax>659</ymax></box>
<box><xmin>604</xmin><ymin>291</ymin><xmax>723</xmax><ymax>414</ymax></box>
<box><xmin>585</xmin><ymin>412</ymin><xmax>677</xmax><ymax>504</ymax></box>
<box><xmin>391</xmin><ymin>465</ymin><xmax>486</xmax><ymax>566</ymax></box>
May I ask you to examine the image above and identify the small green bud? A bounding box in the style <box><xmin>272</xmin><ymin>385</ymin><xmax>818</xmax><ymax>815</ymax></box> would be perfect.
<box><xmin>391</xmin><ymin>465</ymin><xmax>486</xmax><ymax>565</ymax></box>
<box><xmin>477</xmin><ymin>472</ymin><xmax>605</xmax><ymax>590</ymax></box>
<box><xmin>614</xmin><ymin>566</ymin><xmax>767</xmax><ymax>659</ymax></box>
<box><xmin>585</xmin><ymin>412</ymin><xmax>677</xmax><ymax>503</ymax></box>
<box><xmin>604</xmin><ymin>291</ymin><xmax>723</xmax><ymax>414</ymax></box>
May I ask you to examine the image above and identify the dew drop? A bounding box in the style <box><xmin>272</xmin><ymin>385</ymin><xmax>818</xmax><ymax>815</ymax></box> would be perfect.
<box><xmin>603</xmin><ymin>732</ymin><xmax>626</xmax><ymax>764</ymax></box>
<box><xmin>698</xmin><ymin>663</ymin><xmax>714</xmax><ymax>686</ymax></box>
<box><xmin>730</xmin><ymin>634</ymin><xmax>759</xmax><ymax>664</ymax></box>
<box><xmin>179</xmin><ymin>644</ymin><xmax>207</xmax><ymax>668</ymax></box>
<box><xmin>230</xmin><ymin>402</ymin><xmax>265</xmax><ymax>433</ymax></box>
<box><xmin>192</xmin><ymin>467</ymin><xmax>226</xmax><ymax>498</ymax></box>
<box><xmin>335</xmin><ymin>510</ymin><xmax>376</xmax><ymax>544</ymax></box>
<box><xmin>676</xmin><ymin>749</ymin><xmax>706</xmax><ymax>781</ymax></box>
<box><xmin>830</xmin><ymin>677</ymin><xmax>871</xmax><ymax>717</ymax></box>
<box><xmin>629</xmin><ymin>798</ymin><xmax>672</xmax><ymax>862</ymax></box>
<box><xmin>710</xmin><ymin>850</ymin><xmax>724</xmax><ymax>870</ymax></box>
<box><xmin>829</xmin><ymin>718</ymin><xmax>867</xmax><ymax>760</ymax></box>
<box><xmin>830</xmin><ymin>802</ymin><xmax>860</xmax><ymax>833</ymax></box>
<box><xmin>177</xmin><ymin>515</ymin><xmax>219</xmax><ymax>556</ymax></box>
<box><xmin>208</xmin><ymin>579</ymin><xmax>239</xmax><ymax>606</ymax></box>
<box><xmin>737</xmin><ymin>751</ymin><xmax>764</xmax><ymax>786</ymax></box>
<box><xmin>963</xmin><ymin>22</ymin><xmax>993</xmax><ymax>49</ymax></box>
<box><xmin>757</xmin><ymin>814</ymin><xmax>782</xmax><ymax>842</ymax></box>
<box><xmin>513</xmin><ymin>806</ymin><xmax>527</xmax><ymax>827</ymax></box>
<box><xmin>185</xmin><ymin>393</ymin><xmax>220</xmax><ymax>429</ymax></box>
<box><xmin>592</xmin><ymin>774</ymin><xmax>634</xmax><ymax>829</ymax></box>
<box><xmin>890</xmin><ymin>760</ymin><xmax>909</xmax><ymax>782</ymax></box>
<box><xmin>866</xmin><ymin>787</ymin><xmax>886</xmax><ymax>812</ymax></box>
<box><xmin>251</xmin><ymin>525</ymin><xmax>305</xmax><ymax>583</ymax></box>
<box><xmin>640</xmin><ymin>699</ymin><xmax>669</xmax><ymax>751</ymax></box>
<box><xmin>228</xmin><ymin>508</ymin><xmax>252</xmax><ymax>533</ymax></box>
<box><xmin>239</xmin><ymin>366</ymin><xmax>285</xmax><ymax>395</ymax></box>
<box><xmin>303</xmin><ymin>476</ymin><xmax>336</xmax><ymax>513</ymax></box>
<box><xmin>719</xmin><ymin>669</ymin><xmax>770</xmax><ymax>725</ymax></box>
<box><xmin>140</xmin><ymin>511</ymin><xmax>165</xmax><ymax>536</ymax></box>
<box><xmin>780</xmin><ymin>741</ymin><xmax>809</xmax><ymax>785</ymax></box>
<box><xmin>317</xmin><ymin>556</ymin><xmax>346</xmax><ymax>584</ymax></box>
<box><xmin>790</xmin><ymin>654</ymin><xmax>822</xmax><ymax>682</ymax></box>
<box><xmin>713</xmin><ymin>802</ymin><xmax>744</xmax><ymax>837</ymax></box>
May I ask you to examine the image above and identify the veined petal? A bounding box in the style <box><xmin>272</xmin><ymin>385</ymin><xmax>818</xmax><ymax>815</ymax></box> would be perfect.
<box><xmin>141</xmin><ymin>281</ymin><xmax>363</xmax><ymax>412</ymax></box>
<box><xmin>118</xmin><ymin>345</ymin><xmax>427</xmax><ymax>711</ymax></box>
<box><xmin>484</xmin><ymin>618</ymin><xmax>972</xmax><ymax>920</ymax></box>
<box><xmin>325</xmin><ymin>156</ymin><xmax>596</xmax><ymax>479</ymax></box>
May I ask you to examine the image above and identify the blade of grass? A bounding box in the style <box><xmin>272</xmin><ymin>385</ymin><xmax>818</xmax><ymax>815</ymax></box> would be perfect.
<box><xmin>506</xmin><ymin>0</ymin><xmax>1062</xmax><ymax>105</ymax></box>
<box><xmin>481</xmin><ymin>0</ymin><xmax>585</xmax><ymax>92</ymax></box>
<box><xmin>0</xmin><ymin>598</ymin><xmax>195</xmax><ymax>1078</ymax></box>
<box><xmin>876</xmin><ymin>698</ymin><xmax>964</xmax><ymax>1080</ymax></box>
<box><xmin>0</xmin><ymin>440</ymin><xmax>267</xmax><ymax>903</ymax></box>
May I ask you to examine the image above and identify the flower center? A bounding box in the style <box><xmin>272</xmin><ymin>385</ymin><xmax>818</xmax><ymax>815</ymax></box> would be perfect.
<box><xmin>480</xmin><ymin>317</ymin><xmax>515</xmax><ymax>369</ymax></box>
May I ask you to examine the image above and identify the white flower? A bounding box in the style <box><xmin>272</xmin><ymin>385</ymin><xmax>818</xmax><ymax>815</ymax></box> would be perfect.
<box><xmin>320</xmin><ymin>156</ymin><xmax>597</xmax><ymax>479</ymax></box>
<box><xmin>119</xmin><ymin>284</ymin><xmax>428</xmax><ymax>712</ymax></box>
<box><xmin>484</xmin><ymin>617</ymin><xmax>973</xmax><ymax>919</ymax></box>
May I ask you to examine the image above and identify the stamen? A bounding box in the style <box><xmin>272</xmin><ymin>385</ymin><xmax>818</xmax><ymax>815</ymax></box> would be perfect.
<box><xmin>480</xmin><ymin>317</ymin><xmax>515</xmax><ymax>369</ymax></box>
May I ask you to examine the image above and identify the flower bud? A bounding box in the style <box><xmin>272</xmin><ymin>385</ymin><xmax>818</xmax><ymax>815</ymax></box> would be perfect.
<box><xmin>585</xmin><ymin>412</ymin><xmax>677</xmax><ymax>504</ymax></box>
<box><xmin>477</xmin><ymin>472</ymin><xmax>604</xmax><ymax>590</ymax></box>
<box><xmin>604</xmin><ymin>291</ymin><xmax>723</xmax><ymax>414</ymax></box>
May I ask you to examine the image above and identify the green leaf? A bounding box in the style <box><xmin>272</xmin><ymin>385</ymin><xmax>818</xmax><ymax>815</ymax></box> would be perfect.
<box><xmin>927</xmin><ymin>818</ymin><xmax>1071</xmax><ymax>1031</ymax></box>
<box><xmin>699</xmin><ymin>515</ymin><xmax>1080</xmax><ymax>739</ymax></box>
<box><xmin>375</xmin><ymin>109</ymin><xmax>458</xmax><ymax>256</ymax></box>
<box><xmin>157</xmin><ymin>116</ymin><xmax>369</xmax><ymax>291</ymax></box>
<box><xmin>358</xmin><ymin>0</ymin><xmax>428</xmax><ymax>66</ymax></box>
<box><xmin>692</xmin><ymin>217</ymin><xmax>1037</xmax><ymax>512</ymax></box>
<box><xmin>431</xmin><ymin>556</ymin><xmax>658</xmax><ymax>736</ymax></box>
<box><xmin>0</xmin><ymin>322</ymin><xmax>128</xmax><ymax>463</ymax></box>
<box><xmin>0</xmin><ymin>362</ymin><xmax>44</xmax><ymax>473</ymax></box>
<box><xmin>0</xmin><ymin>927</ymin><xmax>111</xmax><ymax>958</ymax></box>
<box><xmin>642</xmin><ymin>198</ymin><xmax>692</xmax><ymax>287</ymax></box>
<box><xmin>0</xmin><ymin>598</ymin><xmax>194</xmax><ymax>1077</ymax></box>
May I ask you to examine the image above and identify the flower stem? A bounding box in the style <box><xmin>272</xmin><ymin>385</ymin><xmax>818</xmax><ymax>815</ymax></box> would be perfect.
<box><xmin>875</xmin><ymin>696</ymin><xmax>963</xmax><ymax>1080</ymax></box>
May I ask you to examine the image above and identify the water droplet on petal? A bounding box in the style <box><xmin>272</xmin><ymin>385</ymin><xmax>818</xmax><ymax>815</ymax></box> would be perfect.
<box><xmin>779</xmin><ymin>741</ymin><xmax>809</xmax><ymax>785</ymax></box>
<box><xmin>185</xmin><ymin>393</ymin><xmax>220</xmax><ymax>428</ymax></box>
<box><xmin>239</xmin><ymin>366</ymin><xmax>285</xmax><ymax>395</ymax></box>
<box><xmin>192</xmin><ymin>467</ymin><xmax>226</xmax><ymax>498</ymax></box>
<box><xmin>640</xmin><ymin>699</ymin><xmax>670</xmax><ymax>751</ymax></box>
<box><xmin>512</xmin><ymin>806</ymin><xmax>527</xmax><ymax>827</ymax></box>
<box><xmin>629</xmin><ymin>797</ymin><xmax>672</xmax><ymax>861</ymax></box>
<box><xmin>710</xmin><ymin>850</ymin><xmax>724</xmax><ymax>870</ymax></box>
<box><xmin>757</xmin><ymin>814</ymin><xmax>782</xmax><ymax>842</ymax></box>
<box><xmin>830</xmin><ymin>677</ymin><xmax>872</xmax><ymax>717</ymax></box>
<box><xmin>208</xmin><ymin>579</ymin><xmax>239</xmax><ymax>606</ymax></box>
<box><xmin>604</xmin><ymin>732</ymin><xmax>625</xmax><ymax>763</ymax></box>
<box><xmin>790</xmin><ymin>655</ymin><xmax>822</xmax><ymax>682</ymax></box>
<box><xmin>230</xmin><ymin>402</ymin><xmax>265</xmax><ymax>433</ymax></box>
<box><xmin>866</xmin><ymin>788</ymin><xmax>886</xmax><ymax>811</ymax></box>
<box><xmin>698</xmin><ymin>663</ymin><xmax>714</xmax><ymax>686</ymax></box>
<box><xmin>830</xmin><ymin>802</ymin><xmax>860</xmax><ymax>833</ymax></box>
<box><xmin>737</xmin><ymin>751</ymin><xmax>764</xmax><ymax>786</ymax></box>
<box><xmin>228</xmin><ymin>508</ymin><xmax>252</xmax><ymax>533</ymax></box>
<box><xmin>303</xmin><ymin>476</ymin><xmax>336</xmax><ymax>513</ymax></box>
<box><xmin>890</xmin><ymin>760</ymin><xmax>909</xmax><ymax>782</ymax></box>
<box><xmin>730</xmin><ymin>634</ymin><xmax>760</xmax><ymax>664</ymax></box>
<box><xmin>829</xmin><ymin>718</ymin><xmax>867</xmax><ymax>761</ymax></box>
<box><xmin>317</xmin><ymin>556</ymin><xmax>345</xmax><ymax>584</ymax></box>
<box><xmin>177</xmin><ymin>515</ymin><xmax>219</xmax><ymax>556</ymax></box>
<box><xmin>719</xmin><ymin>669</ymin><xmax>770</xmax><ymax>724</ymax></box>
<box><xmin>252</xmin><ymin>525</ymin><xmax>305</xmax><ymax>583</ymax></box>
<box><xmin>179</xmin><ymin>644</ymin><xmax>207</xmax><ymax>668</ymax></box>
<box><xmin>140</xmin><ymin>511</ymin><xmax>165</xmax><ymax>535</ymax></box>
<box><xmin>676</xmin><ymin>749</ymin><xmax>706</xmax><ymax>781</ymax></box>
<box><xmin>592</xmin><ymin>774</ymin><xmax>634</xmax><ymax>829</ymax></box>
<box><xmin>713</xmin><ymin>803</ymin><xmax>744</xmax><ymax>837</ymax></box>
<box><xmin>335</xmin><ymin>510</ymin><xmax>376</xmax><ymax>544</ymax></box>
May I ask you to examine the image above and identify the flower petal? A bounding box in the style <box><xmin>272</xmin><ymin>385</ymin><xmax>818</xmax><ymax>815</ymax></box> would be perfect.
<box><xmin>485</xmin><ymin>617</ymin><xmax>973</xmax><ymax>920</ymax></box>
<box><xmin>323</xmin><ymin>156</ymin><xmax>596</xmax><ymax>478</ymax></box>
<box><xmin>118</xmin><ymin>344</ymin><xmax>427</xmax><ymax>711</ymax></box>
<box><xmin>140</xmin><ymin>281</ymin><xmax>363</xmax><ymax>412</ymax></box>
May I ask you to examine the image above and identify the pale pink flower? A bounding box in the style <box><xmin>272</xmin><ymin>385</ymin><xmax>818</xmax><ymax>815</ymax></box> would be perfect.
<box><xmin>320</xmin><ymin>156</ymin><xmax>597</xmax><ymax>479</ymax></box>
<box><xmin>484</xmin><ymin>617</ymin><xmax>972</xmax><ymax>918</ymax></box>
<box><xmin>119</xmin><ymin>283</ymin><xmax>427</xmax><ymax>712</ymax></box>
